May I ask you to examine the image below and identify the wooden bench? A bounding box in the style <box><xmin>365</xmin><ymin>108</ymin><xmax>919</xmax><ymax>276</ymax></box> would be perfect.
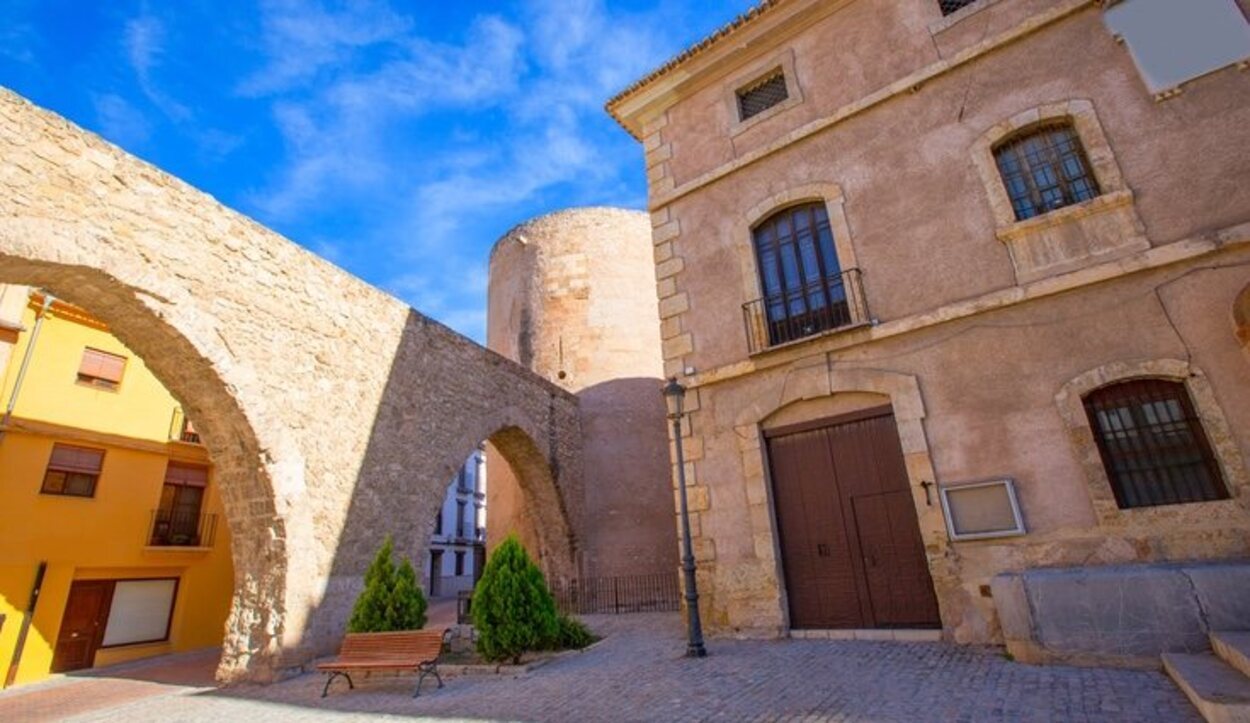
<box><xmin>316</xmin><ymin>629</ymin><xmax>447</xmax><ymax>698</ymax></box>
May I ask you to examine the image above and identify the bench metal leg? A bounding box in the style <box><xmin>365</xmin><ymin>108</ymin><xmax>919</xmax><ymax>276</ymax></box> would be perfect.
<box><xmin>413</xmin><ymin>663</ymin><xmax>443</xmax><ymax>698</ymax></box>
<box><xmin>321</xmin><ymin>671</ymin><xmax>354</xmax><ymax>698</ymax></box>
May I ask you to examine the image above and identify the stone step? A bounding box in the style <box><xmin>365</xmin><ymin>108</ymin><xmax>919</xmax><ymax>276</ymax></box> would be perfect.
<box><xmin>1213</xmin><ymin>633</ymin><xmax>1250</xmax><ymax>680</ymax></box>
<box><xmin>1162</xmin><ymin>652</ymin><xmax>1250</xmax><ymax>723</ymax></box>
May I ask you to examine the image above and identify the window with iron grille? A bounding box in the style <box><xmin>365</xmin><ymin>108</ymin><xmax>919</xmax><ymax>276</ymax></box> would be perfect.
<box><xmin>993</xmin><ymin>122</ymin><xmax>1100</xmax><ymax>221</ymax></box>
<box><xmin>737</xmin><ymin>69</ymin><xmax>788</xmax><ymax>121</ymax></box>
<box><xmin>1083</xmin><ymin>379</ymin><xmax>1229</xmax><ymax>509</ymax></box>
<box><xmin>752</xmin><ymin>202</ymin><xmax>848</xmax><ymax>346</ymax></box>
<box><xmin>939</xmin><ymin>0</ymin><xmax>980</xmax><ymax>16</ymax></box>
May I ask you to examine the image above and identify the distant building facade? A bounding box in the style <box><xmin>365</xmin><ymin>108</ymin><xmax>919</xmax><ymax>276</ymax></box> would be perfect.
<box><xmin>609</xmin><ymin>0</ymin><xmax>1250</xmax><ymax>664</ymax></box>
<box><xmin>0</xmin><ymin>285</ymin><xmax>232</xmax><ymax>687</ymax></box>
<box><xmin>425</xmin><ymin>447</ymin><xmax>486</xmax><ymax>598</ymax></box>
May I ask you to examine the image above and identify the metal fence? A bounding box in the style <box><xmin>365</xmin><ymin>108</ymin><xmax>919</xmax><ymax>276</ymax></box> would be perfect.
<box><xmin>548</xmin><ymin>572</ymin><xmax>681</xmax><ymax>615</ymax></box>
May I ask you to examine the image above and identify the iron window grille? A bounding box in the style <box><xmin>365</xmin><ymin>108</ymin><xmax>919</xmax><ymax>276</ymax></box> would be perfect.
<box><xmin>993</xmin><ymin>122</ymin><xmax>1100</xmax><ymax>221</ymax></box>
<box><xmin>737</xmin><ymin>69</ymin><xmax>788</xmax><ymax>121</ymax></box>
<box><xmin>1083</xmin><ymin>379</ymin><xmax>1229</xmax><ymax>509</ymax></box>
<box><xmin>939</xmin><ymin>0</ymin><xmax>980</xmax><ymax>16</ymax></box>
<box><xmin>743</xmin><ymin>202</ymin><xmax>868</xmax><ymax>353</ymax></box>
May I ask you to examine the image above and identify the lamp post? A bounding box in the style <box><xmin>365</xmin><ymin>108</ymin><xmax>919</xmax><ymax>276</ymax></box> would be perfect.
<box><xmin>663</xmin><ymin>376</ymin><xmax>707</xmax><ymax>658</ymax></box>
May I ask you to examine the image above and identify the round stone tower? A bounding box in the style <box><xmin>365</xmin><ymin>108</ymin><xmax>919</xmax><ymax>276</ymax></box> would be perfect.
<box><xmin>487</xmin><ymin>207</ymin><xmax>678</xmax><ymax>580</ymax></box>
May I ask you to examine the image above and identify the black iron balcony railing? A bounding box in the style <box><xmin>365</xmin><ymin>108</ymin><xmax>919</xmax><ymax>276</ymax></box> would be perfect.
<box><xmin>148</xmin><ymin>509</ymin><xmax>218</xmax><ymax>548</ymax></box>
<box><xmin>742</xmin><ymin>269</ymin><xmax>869</xmax><ymax>354</ymax></box>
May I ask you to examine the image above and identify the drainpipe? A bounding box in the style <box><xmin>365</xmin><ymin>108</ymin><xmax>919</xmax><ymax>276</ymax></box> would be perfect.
<box><xmin>0</xmin><ymin>291</ymin><xmax>54</xmax><ymax>436</ymax></box>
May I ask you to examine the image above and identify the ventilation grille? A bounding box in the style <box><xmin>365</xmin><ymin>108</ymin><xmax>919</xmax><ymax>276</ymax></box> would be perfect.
<box><xmin>737</xmin><ymin>70</ymin><xmax>788</xmax><ymax>121</ymax></box>
<box><xmin>939</xmin><ymin>0</ymin><xmax>980</xmax><ymax>16</ymax></box>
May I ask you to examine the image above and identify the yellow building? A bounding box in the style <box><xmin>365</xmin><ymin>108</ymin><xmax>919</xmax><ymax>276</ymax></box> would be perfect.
<box><xmin>0</xmin><ymin>285</ymin><xmax>232</xmax><ymax>688</ymax></box>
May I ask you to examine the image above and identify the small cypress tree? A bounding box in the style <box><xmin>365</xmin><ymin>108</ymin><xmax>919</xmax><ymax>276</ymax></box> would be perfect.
<box><xmin>473</xmin><ymin>536</ymin><xmax>559</xmax><ymax>664</ymax></box>
<box><xmin>348</xmin><ymin>536</ymin><xmax>396</xmax><ymax>633</ymax></box>
<box><xmin>388</xmin><ymin>558</ymin><xmax>428</xmax><ymax>631</ymax></box>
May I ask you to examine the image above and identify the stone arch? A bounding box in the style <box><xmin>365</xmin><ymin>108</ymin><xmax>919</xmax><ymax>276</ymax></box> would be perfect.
<box><xmin>0</xmin><ymin>257</ymin><xmax>299</xmax><ymax>684</ymax></box>
<box><xmin>435</xmin><ymin>404</ymin><xmax>580</xmax><ymax>582</ymax></box>
<box><xmin>1054</xmin><ymin>358</ymin><xmax>1250</xmax><ymax>526</ymax></box>
<box><xmin>0</xmin><ymin>88</ymin><xmax>586</xmax><ymax>685</ymax></box>
<box><xmin>1235</xmin><ymin>283</ymin><xmax>1250</xmax><ymax>355</ymax></box>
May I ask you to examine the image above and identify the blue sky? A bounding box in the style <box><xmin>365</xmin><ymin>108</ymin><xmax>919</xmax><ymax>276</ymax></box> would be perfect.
<box><xmin>0</xmin><ymin>0</ymin><xmax>754</xmax><ymax>340</ymax></box>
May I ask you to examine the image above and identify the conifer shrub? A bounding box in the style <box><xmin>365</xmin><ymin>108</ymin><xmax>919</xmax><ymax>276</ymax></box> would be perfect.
<box><xmin>473</xmin><ymin>536</ymin><xmax>559</xmax><ymax>663</ymax></box>
<box><xmin>548</xmin><ymin>612</ymin><xmax>596</xmax><ymax>650</ymax></box>
<box><xmin>347</xmin><ymin>535</ymin><xmax>428</xmax><ymax>633</ymax></box>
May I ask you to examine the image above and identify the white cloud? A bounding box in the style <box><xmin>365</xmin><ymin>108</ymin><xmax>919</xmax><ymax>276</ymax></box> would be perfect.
<box><xmin>93</xmin><ymin>93</ymin><xmax>152</xmax><ymax>148</ymax></box>
<box><xmin>124</xmin><ymin>14</ymin><xmax>191</xmax><ymax>122</ymax></box>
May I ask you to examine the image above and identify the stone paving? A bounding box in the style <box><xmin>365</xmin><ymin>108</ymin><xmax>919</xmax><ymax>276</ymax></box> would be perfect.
<box><xmin>2</xmin><ymin>613</ymin><xmax>1199</xmax><ymax>722</ymax></box>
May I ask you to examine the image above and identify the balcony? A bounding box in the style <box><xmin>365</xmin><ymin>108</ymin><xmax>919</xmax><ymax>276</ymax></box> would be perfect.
<box><xmin>168</xmin><ymin>408</ymin><xmax>202</xmax><ymax>444</ymax></box>
<box><xmin>148</xmin><ymin>509</ymin><xmax>218</xmax><ymax>548</ymax></box>
<box><xmin>742</xmin><ymin>269</ymin><xmax>869</xmax><ymax>354</ymax></box>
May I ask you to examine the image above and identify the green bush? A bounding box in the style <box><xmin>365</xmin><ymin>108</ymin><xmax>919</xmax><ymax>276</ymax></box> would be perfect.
<box><xmin>473</xmin><ymin>536</ymin><xmax>559</xmax><ymax>664</ymax></box>
<box><xmin>347</xmin><ymin>535</ymin><xmax>428</xmax><ymax>633</ymax></box>
<box><xmin>548</xmin><ymin>612</ymin><xmax>596</xmax><ymax>650</ymax></box>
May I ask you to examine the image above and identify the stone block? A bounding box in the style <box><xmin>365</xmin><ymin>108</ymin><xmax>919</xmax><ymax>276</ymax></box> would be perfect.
<box><xmin>1026</xmin><ymin>564</ymin><xmax>1211</xmax><ymax>658</ymax></box>
<box><xmin>989</xmin><ymin>573</ymin><xmax>1033</xmax><ymax>642</ymax></box>
<box><xmin>1182</xmin><ymin>562</ymin><xmax>1250</xmax><ymax>632</ymax></box>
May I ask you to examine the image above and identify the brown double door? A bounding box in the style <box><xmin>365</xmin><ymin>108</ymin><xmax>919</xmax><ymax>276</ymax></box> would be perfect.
<box><xmin>51</xmin><ymin>581</ymin><xmax>113</xmax><ymax>673</ymax></box>
<box><xmin>766</xmin><ymin>407</ymin><xmax>940</xmax><ymax>629</ymax></box>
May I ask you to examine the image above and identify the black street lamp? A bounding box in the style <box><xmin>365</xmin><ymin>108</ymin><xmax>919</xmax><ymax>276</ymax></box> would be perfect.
<box><xmin>663</xmin><ymin>376</ymin><xmax>708</xmax><ymax>658</ymax></box>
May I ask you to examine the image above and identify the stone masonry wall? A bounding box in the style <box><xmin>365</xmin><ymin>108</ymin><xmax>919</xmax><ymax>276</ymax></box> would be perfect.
<box><xmin>0</xmin><ymin>87</ymin><xmax>583</xmax><ymax>682</ymax></box>
<box><xmin>487</xmin><ymin>209</ymin><xmax>679</xmax><ymax>580</ymax></box>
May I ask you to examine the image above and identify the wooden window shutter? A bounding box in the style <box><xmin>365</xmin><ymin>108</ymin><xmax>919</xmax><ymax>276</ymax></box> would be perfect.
<box><xmin>48</xmin><ymin>444</ymin><xmax>105</xmax><ymax>474</ymax></box>
<box><xmin>79</xmin><ymin>348</ymin><xmax>126</xmax><ymax>384</ymax></box>
<box><xmin>164</xmin><ymin>462</ymin><xmax>209</xmax><ymax>487</ymax></box>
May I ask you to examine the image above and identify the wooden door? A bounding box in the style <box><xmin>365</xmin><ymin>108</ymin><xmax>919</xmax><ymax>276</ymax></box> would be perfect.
<box><xmin>766</xmin><ymin>407</ymin><xmax>940</xmax><ymax>629</ymax></box>
<box><xmin>768</xmin><ymin>428</ymin><xmax>865</xmax><ymax>628</ymax></box>
<box><xmin>52</xmin><ymin>581</ymin><xmax>113</xmax><ymax>673</ymax></box>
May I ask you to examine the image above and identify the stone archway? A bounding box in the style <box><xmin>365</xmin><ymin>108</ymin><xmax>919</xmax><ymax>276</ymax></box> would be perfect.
<box><xmin>0</xmin><ymin>260</ymin><xmax>299</xmax><ymax>683</ymax></box>
<box><xmin>0</xmin><ymin>88</ymin><xmax>585</xmax><ymax>682</ymax></box>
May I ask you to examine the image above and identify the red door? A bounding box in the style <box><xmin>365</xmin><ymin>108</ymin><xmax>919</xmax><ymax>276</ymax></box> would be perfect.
<box><xmin>766</xmin><ymin>407</ymin><xmax>940</xmax><ymax>629</ymax></box>
<box><xmin>52</xmin><ymin>581</ymin><xmax>113</xmax><ymax>672</ymax></box>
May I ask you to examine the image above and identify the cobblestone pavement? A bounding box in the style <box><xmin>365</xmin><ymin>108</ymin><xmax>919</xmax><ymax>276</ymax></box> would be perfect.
<box><xmin>9</xmin><ymin>614</ymin><xmax>1199</xmax><ymax>722</ymax></box>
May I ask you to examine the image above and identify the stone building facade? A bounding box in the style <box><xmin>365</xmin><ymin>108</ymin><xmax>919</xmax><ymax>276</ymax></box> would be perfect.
<box><xmin>609</xmin><ymin>0</ymin><xmax>1250</xmax><ymax>663</ymax></box>
<box><xmin>0</xmin><ymin>88</ymin><xmax>586</xmax><ymax>684</ymax></box>
<box><xmin>488</xmin><ymin>209</ymin><xmax>678</xmax><ymax>581</ymax></box>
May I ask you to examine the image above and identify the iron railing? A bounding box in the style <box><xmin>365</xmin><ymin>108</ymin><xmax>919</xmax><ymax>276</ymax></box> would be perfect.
<box><xmin>742</xmin><ymin>269</ymin><xmax>868</xmax><ymax>354</ymax></box>
<box><xmin>168</xmin><ymin>408</ymin><xmax>202</xmax><ymax>444</ymax></box>
<box><xmin>548</xmin><ymin>572</ymin><xmax>681</xmax><ymax>615</ymax></box>
<box><xmin>148</xmin><ymin>509</ymin><xmax>218</xmax><ymax>547</ymax></box>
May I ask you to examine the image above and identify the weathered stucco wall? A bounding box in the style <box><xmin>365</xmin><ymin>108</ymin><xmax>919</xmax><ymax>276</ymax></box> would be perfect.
<box><xmin>487</xmin><ymin>209</ymin><xmax>678</xmax><ymax>579</ymax></box>
<box><xmin>616</xmin><ymin>0</ymin><xmax>1250</xmax><ymax>649</ymax></box>
<box><xmin>0</xmin><ymin>87</ymin><xmax>583</xmax><ymax>682</ymax></box>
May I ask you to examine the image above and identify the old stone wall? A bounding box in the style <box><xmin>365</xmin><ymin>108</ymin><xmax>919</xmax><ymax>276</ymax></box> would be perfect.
<box><xmin>613</xmin><ymin>0</ymin><xmax>1250</xmax><ymax>651</ymax></box>
<box><xmin>487</xmin><ymin>208</ymin><xmax>678</xmax><ymax>579</ymax></box>
<box><xmin>0</xmin><ymin>87</ymin><xmax>582</xmax><ymax>682</ymax></box>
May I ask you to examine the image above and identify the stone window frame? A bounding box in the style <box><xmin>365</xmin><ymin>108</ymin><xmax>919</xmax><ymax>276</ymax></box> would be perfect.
<box><xmin>724</xmin><ymin>48</ymin><xmax>804</xmax><ymax>137</ymax></box>
<box><xmin>1054</xmin><ymin>358</ymin><xmax>1250</xmax><ymax>528</ymax></box>
<box><xmin>735</xmin><ymin>182</ymin><xmax>862</xmax><ymax>325</ymax></box>
<box><xmin>731</xmin><ymin>365</ymin><xmax>956</xmax><ymax>633</ymax></box>
<box><xmin>971</xmin><ymin>100</ymin><xmax>1132</xmax><ymax>240</ymax></box>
